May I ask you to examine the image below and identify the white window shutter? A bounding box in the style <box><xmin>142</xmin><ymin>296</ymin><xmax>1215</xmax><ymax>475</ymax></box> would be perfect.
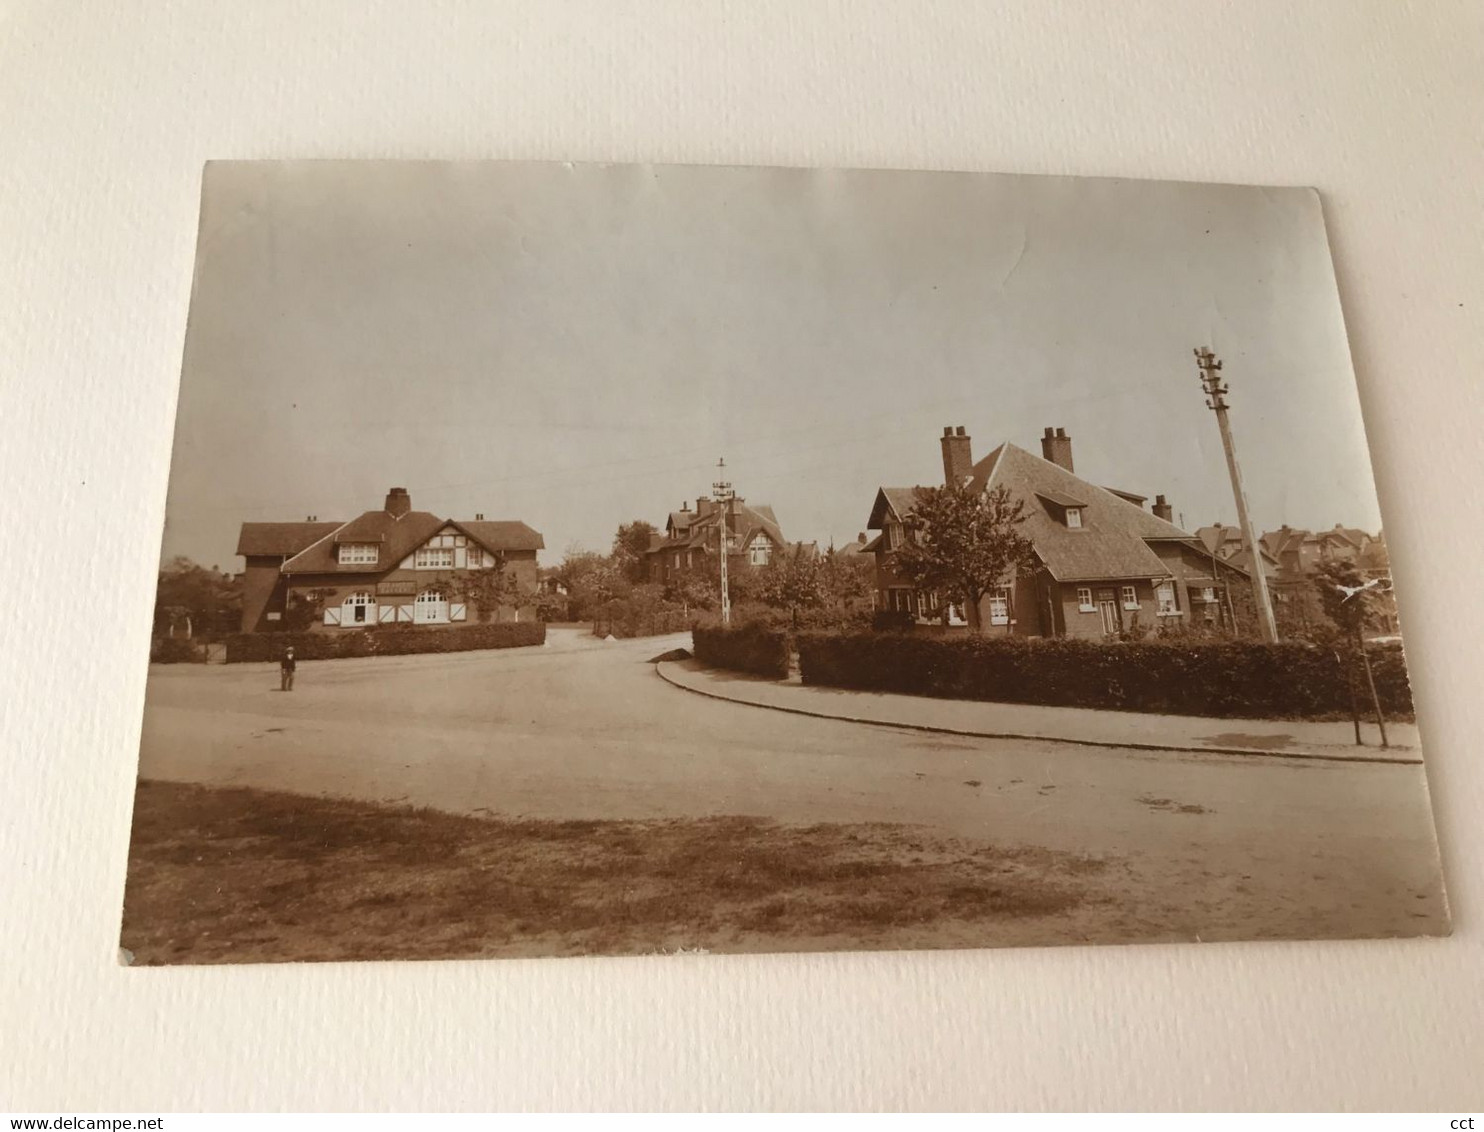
<box><xmin>324</xmin><ymin>607</ymin><xmax>341</xmax><ymax>626</ymax></box>
<box><xmin>379</xmin><ymin>604</ymin><xmax>396</xmax><ymax>623</ymax></box>
<box><xmin>450</xmin><ymin>603</ymin><xmax>467</xmax><ymax>622</ymax></box>
<box><xmin>397</xmin><ymin>605</ymin><xmax>414</xmax><ymax>623</ymax></box>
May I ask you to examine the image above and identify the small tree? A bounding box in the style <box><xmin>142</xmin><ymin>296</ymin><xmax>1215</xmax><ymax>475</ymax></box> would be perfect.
<box><xmin>893</xmin><ymin>482</ymin><xmax>1037</xmax><ymax>633</ymax></box>
<box><xmin>754</xmin><ymin>544</ymin><xmax>825</xmax><ymax>628</ymax></box>
<box><xmin>819</xmin><ymin>546</ymin><xmax>874</xmax><ymax>615</ymax></box>
<box><xmin>283</xmin><ymin>586</ymin><xmax>336</xmax><ymax>632</ymax></box>
<box><xmin>612</xmin><ymin>520</ymin><xmax>659</xmax><ymax>585</ymax></box>
<box><xmin>1314</xmin><ymin>560</ymin><xmax>1393</xmax><ymax>747</ymax></box>
<box><xmin>451</xmin><ymin>553</ymin><xmax>524</xmax><ymax>622</ymax></box>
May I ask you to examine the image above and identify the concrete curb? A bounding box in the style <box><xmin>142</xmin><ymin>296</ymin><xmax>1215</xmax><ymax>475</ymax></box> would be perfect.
<box><xmin>654</xmin><ymin>662</ymin><xmax>1423</xmax><ymax>767</ymax></box>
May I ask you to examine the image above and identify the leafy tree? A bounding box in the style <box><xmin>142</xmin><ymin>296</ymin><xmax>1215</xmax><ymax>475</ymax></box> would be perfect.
<box><xmin>819</xmin><ymin>546</ymin><xmax>874</xmax><ymax>613</ymax></box>
<box><xmin>283</xmin><ymin>586</ymin><xmax>337</xmax><ymax>632</ymax></box>
<box><xmin>154</xmin><ymin>557</ymin><xmax>241</xmax><ymax>639</ymax></box>
<box><xmin>557</xmin><ymin>546</ymin><xmax>630</xmax><ymax>621</ymax></box>
<box><xmin>611</xmin><ymin>520</ymin><xmax>659</xmax><ymax>584</ymax></box>
<box><xmin>893</xmin><ymin>482</ymin><xmax>1037</xmax><ymax>633</ymax></box>
<box><xmin>754</xmin><ymin>543</ymin><xmax>825</xmax><ymax>628</ymax></box>
<box><xmin>450</xmin><ymin>552</ymin><xmax>525</xmax><ymax>622</ymax></box>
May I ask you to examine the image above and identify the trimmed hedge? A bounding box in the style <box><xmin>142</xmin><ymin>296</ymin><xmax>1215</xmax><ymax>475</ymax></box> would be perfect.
<box><xmin>692</xmin><ymin>624</ymin><xmax>792</xmax><ymax>679</ymax></box>
<box><xmin>795</xmin><ymin>632</ymin><xmax>1413</xmax><ymax>720</ymax></box>
<box><xmin>224</xmin><ymin>622</ymin><xmax>545</xmax><ymax>663</ymax></box>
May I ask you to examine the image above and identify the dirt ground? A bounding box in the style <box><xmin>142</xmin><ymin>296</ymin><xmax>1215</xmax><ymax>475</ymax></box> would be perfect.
<box><xmin>124</xmin><ymin>629</ymin><xmax>1451</xmax><ymax>961</ymax></box>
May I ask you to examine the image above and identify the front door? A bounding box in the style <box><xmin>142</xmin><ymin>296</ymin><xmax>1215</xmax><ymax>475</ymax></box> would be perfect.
<box><xmin>1097</xmin><ymin>589</ymin><xmax>1120</xmax><ymax>635</ymax></box>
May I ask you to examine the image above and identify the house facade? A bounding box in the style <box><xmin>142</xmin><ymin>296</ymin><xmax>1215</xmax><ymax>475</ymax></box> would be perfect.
<box><xmin>235</xmin><ymin>487</ymin><xmax>543</xmax><ymax>632</ymax></box>
<box><xmin>644</xmin><ymin>495</ymin><xmax>789</xmax><ymax>586</ymax></box>
<box><xmin>865</xmin><ymin>426</ymin><xmax>1251</xmax><ymax>639</ymax></box>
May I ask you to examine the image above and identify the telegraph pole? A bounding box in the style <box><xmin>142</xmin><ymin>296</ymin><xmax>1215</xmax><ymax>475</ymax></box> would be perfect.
<box><xmin>1194</xmin><ymin>347</ymin><xmax>1279</xmax><ymax>643</ymax></box>
<box><xmin>713</xmin><ymin>458</ymin><xmax>735</xmax><ymax>626</ymax></box>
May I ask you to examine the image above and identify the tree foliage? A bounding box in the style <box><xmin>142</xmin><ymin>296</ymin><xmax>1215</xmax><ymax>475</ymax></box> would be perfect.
<box><xmin>611</xmin><ymin>520</ymin><xmax>659</xmax><ymax>584</ymax></box>
<box><xmin>752</xmin><ymin>543</ymin><xmax>825</xmax><ymax>627</ymax></box>
<box><xmin>893</xmin><ymin>483</ymin><xmax>1037</xmax><ymax>632</ymax></box>
<box><xmin>449</xmin><ymin>552</ymin><xmax>525</xmax><ymax>622</ymax></box>
<box><xmin>154</xmin><ymin>557</ymin><xmax>241</xmax><ymax>639</ymax></box>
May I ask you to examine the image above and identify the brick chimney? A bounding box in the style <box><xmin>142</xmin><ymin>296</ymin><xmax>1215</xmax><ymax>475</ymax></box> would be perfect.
<box><xmin>1152</xmin><ymin>494</ymin><xmax>1174</xmax><ymax>522</ymax></box>
<box><xmin>940</xmin><ymin>425</ymin><xmax>973</xmax><ymax>485</ymax></box>
<box><xmin>384</xmin><ymin>487</ymin><xmax>412</xmax><ymax>517</ymax></box>
<box><xmin>1040</xmin><ymin>427</ymin><xmax>1074</xmax><ymax>472</ymax></box>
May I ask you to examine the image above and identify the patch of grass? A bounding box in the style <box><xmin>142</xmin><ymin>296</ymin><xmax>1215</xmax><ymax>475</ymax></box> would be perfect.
<box><xmin>120</xmin><ymin>780</ymin><xmax>1106</xmax><ymax>964</ymax></box>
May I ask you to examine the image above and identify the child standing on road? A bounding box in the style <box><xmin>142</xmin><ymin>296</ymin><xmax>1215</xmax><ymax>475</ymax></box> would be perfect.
<box><xmin>280</xmin><ymin>646</ymin><xmax>296</xmax><ymax>691</ymax></box>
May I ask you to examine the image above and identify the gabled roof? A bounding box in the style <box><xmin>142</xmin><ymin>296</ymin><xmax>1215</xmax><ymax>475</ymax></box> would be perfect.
<box><xmin>453</xmin><ymin>520</ymin><xmax>545</xmax><ymax>553</ymax></box>
<box><xmin>1194</xmin><ymin>523</ymin><xmax>1246</xmax><ymax>557</ymax></box>
<box><xmin>869</xmin><ymin>442</ymin><xmax>1203</xmax><ymax>584</ymax></box>
<box><xmin>282</xmin><ymin>510</ymin><xmax>446</xmax><ymax>574</ymax></box>
<box><xmin>236</xmin><ymin>521</ymin><xmax>342</xmax><ymax>557</ymax></box>
<box><xmin>650</xmin><ymin>500</ymin><xmax>786</xmax><ymax>556</ymax></box>
<box><xmin>867</xmin><ymin>487</ymin><xmax>925</xmax><ymax>529</ymax></box>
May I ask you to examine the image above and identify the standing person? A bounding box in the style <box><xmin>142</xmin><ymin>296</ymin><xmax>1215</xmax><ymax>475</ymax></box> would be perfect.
<box><xmin>280</xmin><ymin>645</ymin><xmax>296</xmax><ymax>692</ymax></box>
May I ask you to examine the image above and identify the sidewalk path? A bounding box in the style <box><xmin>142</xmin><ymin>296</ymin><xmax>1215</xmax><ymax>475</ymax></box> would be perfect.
<box><xmin>655</xmin><ymin>658</ymin><xmax>1421</xmax><ymax>764</ymax></box>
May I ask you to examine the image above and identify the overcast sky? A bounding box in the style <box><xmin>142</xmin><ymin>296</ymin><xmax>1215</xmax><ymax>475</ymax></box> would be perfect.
<box><xmin>161</xmin><ymin>160</ymin><xmax>1383</xmax><ymax>570</ymax></box>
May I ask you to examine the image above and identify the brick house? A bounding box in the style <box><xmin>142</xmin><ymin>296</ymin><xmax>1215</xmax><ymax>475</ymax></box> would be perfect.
<box><xmin>1256</xmin><ymin>524</ymin><xmax>1397</xmax><ymax>636</ymax></box>
<box><xmin>644</xmin><ymin>495</ymin><xmax>789</xmax><ymax>586</ymax></box>
<box><xmin>864</xmin><ymin>426</ymin><xmax>1250</xmax><ymax>638</ymax></box>
<box><xmin>235</xmin><ymin>487</ymin><xmax>543</xmax><ymax>632</ymax></box>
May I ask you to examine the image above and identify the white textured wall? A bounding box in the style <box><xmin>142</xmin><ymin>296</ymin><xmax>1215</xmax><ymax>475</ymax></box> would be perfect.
<box><xmin>2</xmin><ymin>0</ymin><xmax>1480</xmax><ymax>1111</ymax></box>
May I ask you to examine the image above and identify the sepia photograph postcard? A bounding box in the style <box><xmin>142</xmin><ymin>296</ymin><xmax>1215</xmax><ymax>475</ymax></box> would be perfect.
<box><xmin>120</xmin><ymin>160</ymin><xmax>1449</xmax><ymax>965</ymax></box>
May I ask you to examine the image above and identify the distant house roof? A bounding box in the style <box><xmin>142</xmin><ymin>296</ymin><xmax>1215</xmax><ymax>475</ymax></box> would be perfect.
<box><xmin>649</xmin><ymin>500</ymin><xmax>787</xmax><ymax>556</ymax></box>
<box><xmin>869</xmin><ymin>442</ymin><xmax>1208</xmax><ymax>584</ymax></box>
<box><xmin>236</xmin><ymin>521</ymin><xmax>343</xmax><ymax>557</ymax></box>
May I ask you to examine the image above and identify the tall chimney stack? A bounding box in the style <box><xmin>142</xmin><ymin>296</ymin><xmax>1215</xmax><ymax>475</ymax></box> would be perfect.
<box><xmin>1040</xmin><ymin>427</ymin><xmax>1074</xmax><ymax>472</ymax></box>
<box><xmin>940</xmin><ymin>425</ymin><xmax>973</xmax><ymax>485</ymax></box>
<box><xmin>384</xmin><ymin>487</ymin><xmax>412</xmax><ymax>517</ymax></box>
<box><xmin>1152</xmin><ymin>494</ymin><xmax>1174</xmax><ymax>522</ymax></box>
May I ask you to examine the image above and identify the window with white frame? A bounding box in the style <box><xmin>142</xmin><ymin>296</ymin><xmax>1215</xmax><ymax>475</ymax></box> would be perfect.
<box><xmin>1077</xmin><ymin>586</ymin><xmax>1094</xmax><ymax>612</ymax></box>
<box><xmin>415</xmin><ymin>546</ymin><xmax>454</xmax><ymax>569</ymax></box>
<box><xmin>1200</xmin><ymin>586</ymin><xmax>1216</xmax><ymax>602</ymax></box>
<box><xmin>988</xmin><ymin>585</ymin><xmax>1011</xmax><ymax>626</ymax></box>
<box><xmin>748</xmin><ymin>535</ymin><xmax>772</xmax><ymax>566</ymax></box>
<box><xmin>892</xmin><ymin>589</ymin><xmax>910</xmax><ymax>612</ymax></box>
<box><xmin>1156</xmin><ymin>581</ymin><xmax>1179</xmax><ymax>615</ymax></box>
<box><xmin>1121</xmin><ymin>585</ymin><xmax>1139</xmax><ymax>610</ymax></box>
<box><xmin>466</xmin><ymin>545</ymin><xmax>485</xmax><ymax>569</ymax></box>
<box><xmin>1065</xmin><ymin>508</ymin><xmax>1083</xmax><ymax>529</ymax></box>
<box><xmin>887</xmin><ymin>523</ymin><xmax>903</xmax><ymax>550</ymax></box>
<box><xmin>338</xmin><ymin>543</ymin><xmax>379</xmax><ymax>565</ymax></box>
<box><xmin>341</xmin><ymin>591</ymin><xmax>375</xmax><ymax>624</ymax></box>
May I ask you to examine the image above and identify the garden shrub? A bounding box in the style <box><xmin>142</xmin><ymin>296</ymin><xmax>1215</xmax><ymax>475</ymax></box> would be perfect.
<box><xmin>224</xmin><ymin>621</ymin><xmax>545</xmax><ymax>663</ymax></box>
<box><xmin>691</xmin><ymin>624</ymin><xmax>792</xmax><ymax>679</ymax></box>
<box><xmin>150</xmin><ymin>637</ymin><xmax>204</xmax><ymax>664</ymax></box>
<box><xmin>795</xmin><ymin>632</ymin><xmax>1413</xmax><ymax>720</ymax></box>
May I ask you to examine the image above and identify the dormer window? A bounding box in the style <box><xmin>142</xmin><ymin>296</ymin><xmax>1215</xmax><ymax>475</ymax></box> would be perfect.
<box><xmin>1065</xmin><ymin>508</ymin><xmax>1083</xmax><ymax>529</ymax></box>
<box><xmin>748</xmin><ymin>535</ymin><xmax>772</xmax><ymax>566</ymax></box>
<box><xmin>338</xmin><ymin>543</ymin><xmax>379</xmax><ymax>565</ymax></box>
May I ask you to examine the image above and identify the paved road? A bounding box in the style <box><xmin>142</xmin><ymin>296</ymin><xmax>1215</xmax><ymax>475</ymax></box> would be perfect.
<box><xmin>135</xmin><ymin>628</ymin><xmax>1450</xmax><ymax>943</ymax></box>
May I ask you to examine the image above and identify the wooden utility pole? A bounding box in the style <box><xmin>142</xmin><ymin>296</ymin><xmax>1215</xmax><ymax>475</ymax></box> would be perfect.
<box><xmin>713</xmin><ymin>458</ymin><xmax>734</xmax><ymax>626</ymax></box>
<box><xmin>1194</xmin><ymin>348</ymin><xmax>1279</xmax><ymax>643</ymax></box>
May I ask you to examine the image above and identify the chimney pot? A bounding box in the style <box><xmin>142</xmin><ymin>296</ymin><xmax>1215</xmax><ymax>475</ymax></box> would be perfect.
<box><xmin>943</xmin><ymin>426</ymin><xmax>953</xmax><ymax>437</ymax></box>
<box><xmin>1055</xmin><ymin>427</ymin><xmax>1066</xmax><ymax>438</ymax></box>
<box><xmin>1152</xmin><ymin>494</ymin><xmax>1174</xmax><ymax>522</ymax></box>
<box><xmin>955</xmin><ymin>426</ymin><xmax>966</xmax><ymax>436</ymax></box>
<box><xmin>1044</xmin><ymin>427</ymin><xmax>1054</xmax><ymax>439</ymax></box>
